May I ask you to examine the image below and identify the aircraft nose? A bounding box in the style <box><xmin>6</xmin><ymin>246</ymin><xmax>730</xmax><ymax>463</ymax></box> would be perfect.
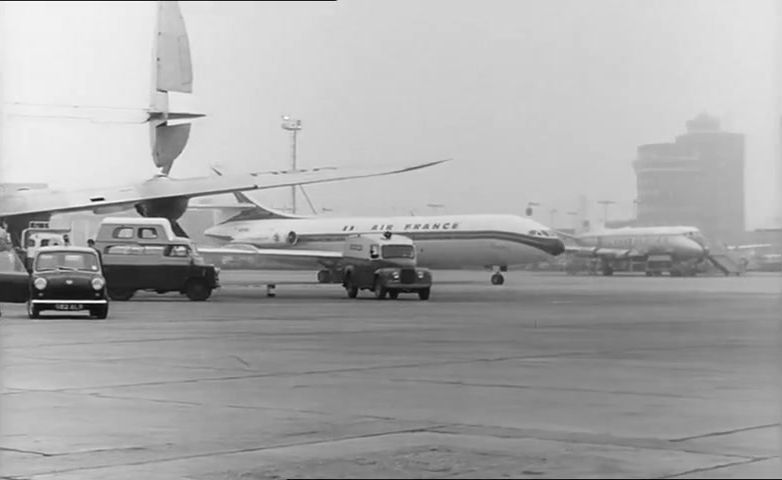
<box><xmin>548</xmin><ymin>237</ymin><xmax>566</xmax><ymax>256</ymax></box>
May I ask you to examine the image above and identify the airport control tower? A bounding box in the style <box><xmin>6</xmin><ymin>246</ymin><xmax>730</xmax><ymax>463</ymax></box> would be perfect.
<box><xmin>633</xmin><ymin>114</ymin><xmax>745</xmax><ymax>243</ymax></box>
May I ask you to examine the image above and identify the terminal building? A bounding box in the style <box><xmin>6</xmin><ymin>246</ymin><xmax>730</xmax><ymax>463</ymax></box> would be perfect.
<box><xmin>633</xmin><ymin>114</ymin><xmax>745</xmax><ymax>243</ymax></box>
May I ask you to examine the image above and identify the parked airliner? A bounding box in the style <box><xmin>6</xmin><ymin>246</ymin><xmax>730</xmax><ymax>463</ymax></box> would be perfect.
<box><xmin>199</xmin><ymin>202</ymin><xmax>565</xmax><ymax>285</ymax></box>
<box><xmin>561</xmin><ymin>225</ymin><xmax>739</xmax><ymax>276</ymax></box>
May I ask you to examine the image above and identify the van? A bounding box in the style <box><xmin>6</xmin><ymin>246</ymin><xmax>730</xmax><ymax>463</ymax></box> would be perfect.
<box><xmin>341</xmin><ymin>232</ymin><xmax>432</xmax><ymax>300</ymax></box>
<box><xmin>94</xmin><ymin>217</ymin><xmax>220</xmax><ymax>301</ymax></box>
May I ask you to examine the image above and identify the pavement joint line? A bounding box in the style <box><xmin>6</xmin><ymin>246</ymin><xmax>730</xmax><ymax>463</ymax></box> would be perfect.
<box><xmin>4</xmin><ymin>344</ymin><xmax>768</xmax><ymax>394</ymax></box>
<box><xmin>15</xmin><ymin>425</ymin><xmax>445</xmax><ymax>477</ymax></box>
<box><xmin>427</xmin><ymin>424</ymin><xmax>762</xmax><ymax>460</ymax></box>
<box><xmin>381</xmin><ymin>377</ymin><xmax>713</xmax><ymax>400</ymax></box>
<box><xmin>670</xmin><ymin>423</ymin><xmax>781</xmax><ymax>442</ymax></box>
<box><xmin>13</xmin><ymin>352</ymin><xmax>602</xmax><ymax>393</ymax></box>
<box><xmin>0</xmin><ymin>446</ymin><xmax>52</xmax><ymax>457</ymax></box>
<box><xmin>656</xmin><ymin>456</ymin><xmax>778</xmax><ymax>479</ymax></box>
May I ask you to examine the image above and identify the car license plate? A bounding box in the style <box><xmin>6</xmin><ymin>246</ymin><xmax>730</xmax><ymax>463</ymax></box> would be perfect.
<box><xmin>55</xmin><ymin>303</ymin><xmax>82</xmax><ymax>311</ymax></box>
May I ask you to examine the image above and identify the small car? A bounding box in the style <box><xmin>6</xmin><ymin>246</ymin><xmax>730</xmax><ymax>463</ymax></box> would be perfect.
<box><xmin>27</xmin><ymin>246</ymin><xmax>109</xmax><ymax>319</ymax></box>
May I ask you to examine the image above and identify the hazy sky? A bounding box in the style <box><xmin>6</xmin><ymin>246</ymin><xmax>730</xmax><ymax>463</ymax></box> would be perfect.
<box><xmin>1</xmin><ymin>0</ymin><xmax>779</xmax><ymax>229</ymax></box>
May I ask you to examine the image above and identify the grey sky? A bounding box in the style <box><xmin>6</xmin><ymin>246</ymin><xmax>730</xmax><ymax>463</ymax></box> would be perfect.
<box><xmin>1</xmin><ymin>0</ymin><xmax>779</xmax><ymax>228</ymax></box>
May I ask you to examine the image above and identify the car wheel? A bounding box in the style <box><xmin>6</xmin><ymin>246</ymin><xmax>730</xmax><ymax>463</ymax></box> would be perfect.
<box><xmin>185</xmin><ymin>279</ymin><xmax>211</xmax><ymax>301</ymax></box>
<box><xmin>27</xmin><ymin>301</ymin><xmax>40</xmax><ymax>319</ymax></box>
<box><xmin>91</xmin><ymin>306</ymin><xmax>109</xmax><ymax>320</ymax></box>
<box><xmin>108</xmin><ymin>288</ymin><xmax>135</xmax><ymax>301</ymax></box>
<box><xmin>418</xmin><ymin>288</ymin><xmax>431</xmax><ymax>301</ymax></box>
<box><xmin>344</xmin><ymin>274</ymin><xmax>358</xmax><ymax>298</ymax></box>
<box><xmin>388</xmin><ymin>290</ymin><xmax>399</xmax><ymax>300</ymax></box>
<box><xmin>374</xmin><ymin>281</ymin><xmax>387</xmax><ymax>300</ymax></box>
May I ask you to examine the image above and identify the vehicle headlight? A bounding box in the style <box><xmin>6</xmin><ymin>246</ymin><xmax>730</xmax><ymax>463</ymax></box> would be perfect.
<box><xmin>91</xmin><ymin>277</ymin><xmax>106</xmax><ymax>290</ymax></box>
<box><xmin>33</xmin><ymin>277</ymin><xmax>47</xmax><ymax>290</ymax></box>
<box><xmin>392</xmin><ymin>271</ymin><xmax>400</xmax><ymax>279</ymax></box>
<box><xmin>417</xmin><ymin>271</ymin><xmax>425</xmax><ymax>278</ymax></box>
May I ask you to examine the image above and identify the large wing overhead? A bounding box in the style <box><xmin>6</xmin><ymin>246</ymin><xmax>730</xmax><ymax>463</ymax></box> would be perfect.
<box><xmin>0</xmin><ymin>159</ymin><xmax>450</xmax><ymax>218</ymax></box>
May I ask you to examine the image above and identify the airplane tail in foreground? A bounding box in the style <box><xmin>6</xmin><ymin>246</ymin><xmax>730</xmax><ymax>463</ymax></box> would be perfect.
<box><xmin>148</xmin><ymin>0</ymin><xmax>203</xmax><ymax>176</ymax></box>
<box><xmin>2</xmin><ymin>1</ymin><xmax>202</xmax><ymax>176</ymax></box>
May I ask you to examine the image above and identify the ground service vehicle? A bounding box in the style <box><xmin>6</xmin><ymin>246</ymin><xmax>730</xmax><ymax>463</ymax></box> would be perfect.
<box><xmin>341</xmin><ymin>232</ymin><xmax>432</xmax><ymax>300</ymax></box>
<box><xmin>94</xmin><ymin>217</ymin><xmax>220</xmax><ymax>301</ymax></box>
<box><xmin>27</xmin><ymin>246</ymin><xmax>109</xmax><ymax>319</ymax></box>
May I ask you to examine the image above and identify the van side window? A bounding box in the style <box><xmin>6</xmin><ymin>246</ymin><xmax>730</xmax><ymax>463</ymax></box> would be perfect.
<box><xmin>113</xmin><ymin>227</ymin><xmax>134</xmax><ymax>239</ymax></box>
<box><xmin>138</xmin><ymin>227</ymin><xmax>158</xmax><ymax>239</ymax></box>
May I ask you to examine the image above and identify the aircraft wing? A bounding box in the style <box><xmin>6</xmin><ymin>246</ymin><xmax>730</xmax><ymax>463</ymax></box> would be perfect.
<box><xmin>726</xmin><ymin>243</ymin><xmax>773</xmax><ymax>251</ymax></box>
<box><xmin>0</xmin><ymin>159</ymin><xmax>449</xmax><ymax>218</ymax></box>
<box><xmin>198</xmin><ymin>245</ymin><xmax>344</xmax><ymax>269</ymax></box>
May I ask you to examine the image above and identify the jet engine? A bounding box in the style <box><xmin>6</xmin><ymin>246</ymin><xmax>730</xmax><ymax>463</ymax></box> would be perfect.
<box><xmin>248</xmin><ymin>230</ymin><xmax>299</xmax><ymax>247</ymax></box>
<box><xmin>134</xmin><ymin>196</ymin><xmax>190</xmax><ymax>236</ymax></box>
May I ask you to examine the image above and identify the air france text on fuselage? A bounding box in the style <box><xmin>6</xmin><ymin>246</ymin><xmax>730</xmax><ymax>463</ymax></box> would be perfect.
<box><xmin>341</xmin><ymin>222</ymin><xmax>461</xmax><ymax>232</ymax></box>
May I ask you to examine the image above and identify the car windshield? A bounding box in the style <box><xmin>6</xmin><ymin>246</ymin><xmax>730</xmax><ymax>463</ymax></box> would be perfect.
<box><xmin>35</xmin><ymin>251</ymin><xmax>100</xmax><ymax>272</ymax></box>
<box><xmin>0</xmin><ymin>250</ymin><xmax>27</xmax><ymax>273</ymax></box>
<box><xmin>381</xmin><ymin>244</ymin><xmax>415</xmax><ymax>259</ymax></box>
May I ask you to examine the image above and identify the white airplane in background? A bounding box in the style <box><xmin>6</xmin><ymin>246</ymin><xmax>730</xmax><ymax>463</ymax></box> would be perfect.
<box><xmin>196</xmin><ymin>192</ymin><xmax>565</xmax><ymax>285</ymax></box>
<box><xmin>560</xmin><ymin>225</ymin><xmax>766</xmax><ymax>276</ymax></box>
<box><xmin>0</xmin><ymin>1</ymin><xmax>447</xmax><ymax>250</ymax></box>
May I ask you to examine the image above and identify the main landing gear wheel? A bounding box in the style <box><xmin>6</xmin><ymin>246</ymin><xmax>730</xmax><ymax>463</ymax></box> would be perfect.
<box><xmin>490</xmin><ymin>273</ymin><xmax>505</xmax><ymax>285</ymax></box>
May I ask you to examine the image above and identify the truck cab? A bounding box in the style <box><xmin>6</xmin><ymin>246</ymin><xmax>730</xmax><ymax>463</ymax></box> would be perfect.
<box><xmin>341</xmin><ymin>232</ymin><xmax>432</xmax><ymax>300</ymax></box>
<box><xmin>94</xmin><ymin>217</ymin><xmax>220</xmax><ymax>301</ymax></box>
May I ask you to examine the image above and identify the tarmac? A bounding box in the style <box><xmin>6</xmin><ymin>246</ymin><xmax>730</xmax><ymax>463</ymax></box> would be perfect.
<box><xmin>1</xmin><ymin>270</ymin><xmax>781</xmax><ymax>479</ymax></box>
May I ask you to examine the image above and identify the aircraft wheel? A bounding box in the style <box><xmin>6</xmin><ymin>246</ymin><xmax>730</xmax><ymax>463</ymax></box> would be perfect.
<box><xmin>490</xmin><ymin>273</ymin><xmax>504</xmax><ymax>285</ymax></box>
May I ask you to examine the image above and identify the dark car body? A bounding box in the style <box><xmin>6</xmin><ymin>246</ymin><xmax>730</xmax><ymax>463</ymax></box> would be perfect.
<box><xmin>0</xmin><ymin>249</ymin><xmax>31</xmax><ymax>304</ymax></box>
<box><xmin>28</xmin><ymin>247</ymin><xmax>109</xmax><ymax>319</ymax></box>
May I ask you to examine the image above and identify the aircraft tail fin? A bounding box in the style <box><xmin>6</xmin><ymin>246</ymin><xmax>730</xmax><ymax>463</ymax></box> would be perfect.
<box><xmin>148</xmin><ymin>1</ymin><xmax>204</xmax><ymax>176</ymax></box>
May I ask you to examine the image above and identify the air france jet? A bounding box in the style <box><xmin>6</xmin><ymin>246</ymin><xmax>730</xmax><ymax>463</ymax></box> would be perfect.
<box><xmin>198</xmin><ymin>195</ymin><xmax>565</xmax><ymax>285</ymax></box>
